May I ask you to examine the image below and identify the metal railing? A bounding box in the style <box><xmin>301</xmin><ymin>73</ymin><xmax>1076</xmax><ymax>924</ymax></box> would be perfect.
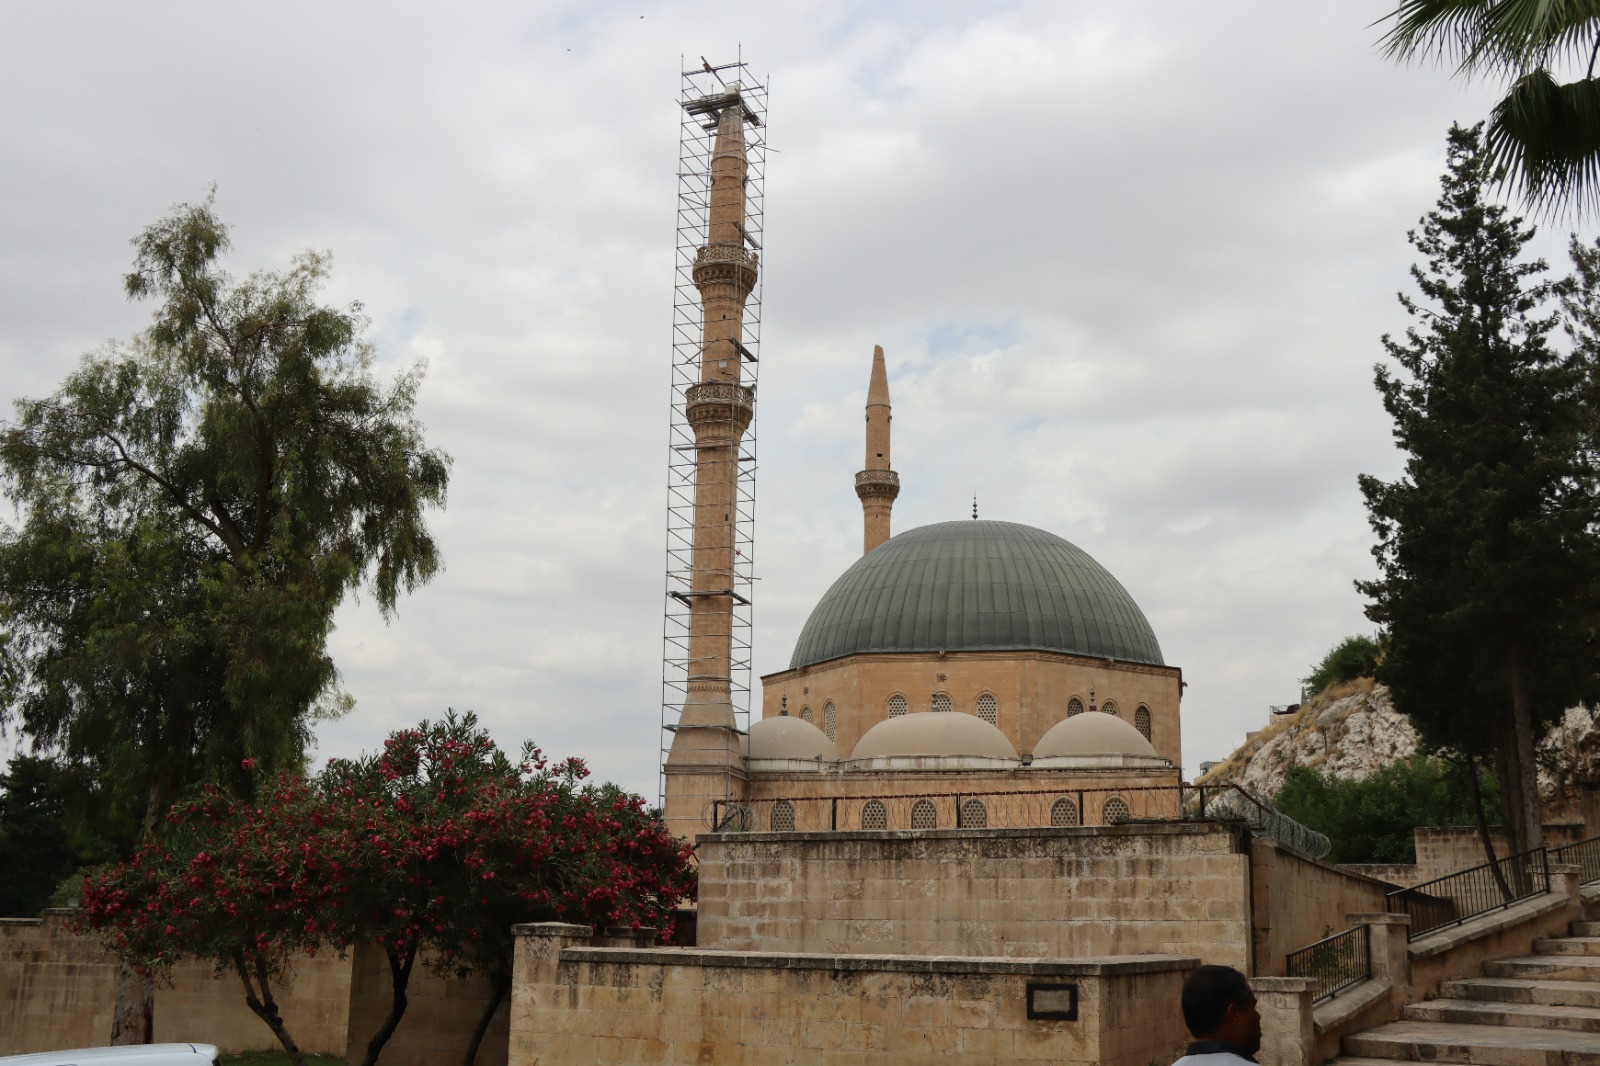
<box><xmin>1552</xmin><ymin>835</ymin><xmax>1600</xmax><ymax>885</ymax></box>
<box><xmin>1385</xmin><ymin>845</ymin><xmax>1550</xmax><ymax>940</ymax></box>
<box><xmin>1286</xmin><ymin>925</ymin><xmax>1371</xmax><ymax>1003</ymax></box>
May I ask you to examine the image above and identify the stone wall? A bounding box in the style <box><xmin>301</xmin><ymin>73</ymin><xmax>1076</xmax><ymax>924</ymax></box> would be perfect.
<box><xmin>343</xmin><ymin>942</ymin><xmax>508</xmax><ymax>1066</ymax></box>
<box><xmin>0</xmin><ymin>911</ymin><xmax>350</xmax><ymax>1056</ymax></box>
<box><xmin>696</xmin><ymin>823</ymin><xmax>1255</xmax><ymax>970</ymax></box>
<box><xmin>760</xmin><ymin>649</ymin><xmax>1183</xmax><ymax>767</ymax></box>
<box><xmin>509</xmin><ymin>923</ymin><xmax>1197</xmax><ymax>1066</ymax></box>
<box><xmin>1250</xmin><ymin>838</ymin><xmax>1391</xmax><ymax>975</ymax></box>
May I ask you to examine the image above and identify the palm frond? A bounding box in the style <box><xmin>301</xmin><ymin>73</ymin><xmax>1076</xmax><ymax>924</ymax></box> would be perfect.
<box><xmin>1380</xmin><ymin>0</ymin><xmax>1501</xmax><ymax>68</ymax></box>
<box><xmin>1487</xmin><ymin>67</ymin><xmax>1600</xmax><ymax>215</ymax></box>
<box><xmin>1381</xmin><ymin>0</ymin><xmax>1600</xmax><ymax>75</ymax></box>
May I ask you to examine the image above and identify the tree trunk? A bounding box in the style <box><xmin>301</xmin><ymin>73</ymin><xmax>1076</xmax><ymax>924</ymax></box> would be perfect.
<box><xmin>1508</xmin><ymin>647</ymin><xmax>1545</xmax><ymax>855</ymax></box>
<box><xmin>111</xmin><ymin>775</ymin><xmax>177</xmax><ymax>1045</ymax></box>
<box><xmin>234</xmin><ymin>951</ymin><xmax>309</xmax><ymax>1066</ymax></box>
<box><xmin>462</xmin><ymin>972</ymin><xmax>510</xmax><ymax>1066</ymax></box>
<box><xmin>109</xmin><ymin>958</ymin><xmax>154</xmax><ymax>1045</ymax></box>
<box><xmin>359</xmin><ymin>943</ymin><xmax>417</xmax><ymax>1066</ymax></box>
<box><xmin>1467</xmin><ymin>755</ymin><xmax>1513</xmax><ymax>901</ymax></box>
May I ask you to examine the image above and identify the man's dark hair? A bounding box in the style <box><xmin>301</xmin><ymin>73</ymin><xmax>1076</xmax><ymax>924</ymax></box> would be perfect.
<box><xmin>1181</xmin><ymin>965</ymin><xmax>1251</xmax><ymax>1036</ymax></box>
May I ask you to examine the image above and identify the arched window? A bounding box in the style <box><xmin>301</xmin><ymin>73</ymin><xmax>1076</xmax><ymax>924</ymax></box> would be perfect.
<box><xmin>976</xmin><ymin>693</ymin><xmax>998</xmax><ymax>724</ymax></box>
<box><xmin>887</xmin><ymin>694</ymin><xmax>908</xmax><ymax>718</ymax></box>
<box><xmin>1135</xmin><ymin>705</ymin><xmax>1152</xmax><ymax>741</ymax></box>
<box><xmin>911</xmin><ymin>798</ymin><xmax>938</xmax><ymax>829</ymax></box>
<box><xmin>1101</xmin><ymin>699</ymin><xmax>1119</xmax><ymax>717</ymax></box>
<box><xmin>861</xmin><ymin>799</ymin><xmax>888</xmax><ymax>830</ymax></box>
<box><xmin>1050</xmin><ymin>797</ymin><xmax>1079</xmax><ymax>827</ymax></box>
<box><xmin>931</xmin><ymin>692</ymin><xmax>952</xmax><ymax>713</ymax></box>
<box><xmin>770</xmin><ymin>800</ymin><xmax>795</xmax><ymax>832</ymax></box>
<box><xmin>1067</xmin><ymin>697</ymin><xmax>1085</xmax><ymax>717</ymax></box>
<box><xmin>1102</xmin><ymin>797</ymin><xmax>1130</xmax><ymax>824</ymax></box>
<box><xmin>959</xmin><ymin>798</ymin><xmax>988</xmax><ymax>828</ymax></box>
<box><xmin>823</xmin><ymin>702</ymin><xmax>836</xmax><ymax>741</ymax></box>
<box><xmin>800</xmin><ymin>706</ymin><xmax>813</xmax><ymax>723</ymax></box>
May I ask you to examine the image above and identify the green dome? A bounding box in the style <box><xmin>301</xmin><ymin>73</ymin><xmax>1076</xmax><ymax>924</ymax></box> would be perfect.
<box><xmin>788</xmin><ymin>520</ymin><xmax>1164</xmax><ymax>669</ymax></box>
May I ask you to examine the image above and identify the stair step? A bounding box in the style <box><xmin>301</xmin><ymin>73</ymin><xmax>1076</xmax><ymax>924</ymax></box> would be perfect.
<box><xmin>1444</xmin><ymin>978</ymin><xmax>1600</xmax><ymax>1009</ymax></box>
<box><xmin>1403</xmin><ymin>998</ymin><xmax>1600</xmax><ymax>1032</ymax></box>
<box><xmin>1486</xmin><ymin>955</ymin><xmax>1600</xmax><ymax>981</ymax></box>
<box><xmin>1534</xmin><ymin>938</ymin><xmax>1600</xmax><ymax>957</ymax></box>
<box><xmin>1343</xmin><ymin>1020</ymin><xmax>1600</xmax><ymax>1064</ymax></box>
<box><xmin>1571</xmin><ymin>922</ymin><xmax>1600</xmax><ymax>937</ymax></box>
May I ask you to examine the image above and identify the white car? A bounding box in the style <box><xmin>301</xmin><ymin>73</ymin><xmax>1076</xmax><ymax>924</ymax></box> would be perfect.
<box><xmin>0</xmin><ymin>1046</ymin><xmax>219</xmax><ymax>1065</ymax></box>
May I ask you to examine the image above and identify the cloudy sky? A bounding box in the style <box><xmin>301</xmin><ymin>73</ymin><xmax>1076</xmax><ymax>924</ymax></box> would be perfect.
<box><xmin>0</xmin><ymin>2</ymin><xmax>1560</xmax><ymax>800</ymax></box>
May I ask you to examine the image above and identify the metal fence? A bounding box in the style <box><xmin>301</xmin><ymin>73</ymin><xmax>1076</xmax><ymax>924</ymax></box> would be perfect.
<box><xmin>1552</xmin><ymin>835</ymin><xmax>1600</xmax><ymax>885</ymax></box>
<box><xmin>1286</xmin><ymin>925</ymin><xmax>1371</xmax><ymax>1003</ymax></box>
<box><xmin>1385</xmin><ymin>845</ymin><xmax>1550</xmax><ymax>940</ymax></box>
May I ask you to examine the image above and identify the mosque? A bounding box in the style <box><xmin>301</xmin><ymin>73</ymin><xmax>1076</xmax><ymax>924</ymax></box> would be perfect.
<box><xmin>659</xmin><ymin>75</ymin><xmax>1186</xmax><ymax>850</ymax></box>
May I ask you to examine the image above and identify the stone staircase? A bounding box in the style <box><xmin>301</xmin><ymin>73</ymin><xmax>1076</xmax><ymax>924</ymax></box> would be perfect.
<box><xmin>1334</xmin><ymin>921</ymin><xmax>1600</xmax><ymax>1065</ymax></box>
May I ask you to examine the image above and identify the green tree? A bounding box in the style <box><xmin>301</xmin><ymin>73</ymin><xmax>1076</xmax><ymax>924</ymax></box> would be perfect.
<box><xmin>1380</xmin><ymin>2</ymin><xmax>1600</xmax><ymax>215</ymax></box>
<box><xmin>1358</xmin><ymin>123</ymin><xmax>1600</xmax><ymax>860</ymax></box>
<box><xmin>0</xmin><ymin>193</ymin><xmax>451</xmax><ymax>1041</ymax></box>
<box><xmin>1302</xmin><ymin>635</ymin><xmax>1381</xmax><ymax>696</ymax></box>
<box><xmin>1274</xmin><ymin>757</ymin><xmax>1501</xmax><ymax>864</ymax></box>
<box><xmin>0</xmin><ymin>754</ymin><xmax>125</xmax><ymax>917</ymax></box>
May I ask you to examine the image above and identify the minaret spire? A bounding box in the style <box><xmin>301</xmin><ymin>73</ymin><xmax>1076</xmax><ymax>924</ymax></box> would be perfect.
<box><xmin>855</xmin><ymin>345</ymin><xmax>900</xmax><ymax>554</ymax></box>
<box><xmin>662</xmin><ymin>79</ymin><xmax>761</xmax><ymax>841</ymax></box>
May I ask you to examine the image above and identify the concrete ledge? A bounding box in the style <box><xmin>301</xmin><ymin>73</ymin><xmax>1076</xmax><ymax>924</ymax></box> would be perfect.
<box><xmin>511</xmin><ymin>922</ymin><xmax>592</xmax><ymax>938</ymax></box>
<box><xmin>558</xmin><ymin>946</ymin><xmax>1200</xmax><ymax>977</ymax></box>
<box><xmin>1409</xmin><ymin>891</ymin><xmax>1568</xmax><ymax>959</ymax></box>
<box><xmin>1314</xmin><ymin>978</ymin><xmax>1392</xmax><ymax>1035</ymax></box>
<box><xmin>0</xmin><ymin>918</ymin><xmax>43</xmax><ymax>928</ymax></box>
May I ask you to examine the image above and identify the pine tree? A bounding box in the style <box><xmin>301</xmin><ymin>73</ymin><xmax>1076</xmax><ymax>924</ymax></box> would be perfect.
<box><xmin>1359</xmin><ymin>123</ymin><xmax>1600</xmax><ymax>859</ymax></box>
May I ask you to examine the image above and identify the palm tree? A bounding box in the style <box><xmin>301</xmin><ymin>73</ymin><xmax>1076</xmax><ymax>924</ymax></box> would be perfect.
<box><xmin>1381</xmin><ymin>1</ymin><xmax>1600</xmax><ymax>215</ymax></box>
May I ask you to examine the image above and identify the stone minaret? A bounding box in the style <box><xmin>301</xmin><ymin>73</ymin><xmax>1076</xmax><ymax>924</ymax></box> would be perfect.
<box><xmin>855</xmin><ymin>345</ymin><xmax>900</xmax><ymax>554</ymax></box>
<box><xmin>663</xmin><ymin>86</ymin><xmax>758</xmax><ymax>841</ymax></box>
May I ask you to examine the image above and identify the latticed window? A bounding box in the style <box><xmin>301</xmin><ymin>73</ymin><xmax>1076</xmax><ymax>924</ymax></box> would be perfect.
<box><xmin>1135</xmin><ymin>705</ymin><xmax>1152</xmax><ymax>741</ymax></box>
<box><xmin>1050</xmin><ymin>797</ymin><xmax>1079</xmax><ymax>827</ymax></box>
<box><xmin>861</xmin><ymin>799</ymin><xmax>888</xmax><ymax>830</ymax></box>
<box><xmin>823</xmin><ymin>702</ymin><xmax>836</xmax><ymax>741</ymax></box>
<box><xmin>800</xmin><ymin>706</ymin><xmax>813</xmax><ymax>723</ymax></box>
<box><xmin>931</xmin><ymin>692</ymin><xmax>952</xmax><ymax>713</ymax></box>
<box><xmin>887</xmin><ymin>694</ymin><xmax>908</xmax><ymax>718</ymax></box>
<box><xmin>1102</xmin><ymin>797</ymin><xmax>1130</xmax><ymax>824</ymax></box>
<box><xmin>1101</xmin><ymin>699</ymin><xmax>1119</xmax><ymax>717</ymax></box>
<box><xmin>1067</xmin><ymin>697</ymin><xmax>1085</xmax><ymax>717</ymax></box>
<box><xmin>770</xmin><ymin>800</ymin><xmax>795</xmax><ymax>832</ymax></box>
<box><xmin>958</xmin><ymin>799</ymin><xmax>988</xmax><ymax>828</ymax></box>
<box><xmin>911</xmin><ymin>798</ymin><xmax>938</xmax><ymax>829</ymax></box>
<box><xmin>976</xmin><ymin>693</ymin><xmax>997</xmax><ymax>724</ymax></box>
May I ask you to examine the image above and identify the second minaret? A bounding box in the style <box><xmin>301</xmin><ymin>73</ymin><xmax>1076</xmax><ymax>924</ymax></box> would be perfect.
<box><xmin>855</xmin><ymin>345</ymin><xmax>900</xmax><ymax>554</ymax></box>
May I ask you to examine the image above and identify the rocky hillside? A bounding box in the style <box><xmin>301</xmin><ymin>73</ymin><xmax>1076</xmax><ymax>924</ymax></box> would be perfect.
<box><xmin>1195</xmin><ymin>678</ymin><xmax>1600</xmax><ymax>813</ymax></box>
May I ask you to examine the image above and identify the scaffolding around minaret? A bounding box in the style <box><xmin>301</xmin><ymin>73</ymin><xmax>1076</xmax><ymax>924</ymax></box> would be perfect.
<box><xmin>658</xmin><ymin>59</ymin><xmax>766</xmax><ymax>834</ymax></box>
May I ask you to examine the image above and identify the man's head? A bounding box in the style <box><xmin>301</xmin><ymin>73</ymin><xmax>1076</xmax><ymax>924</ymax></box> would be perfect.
<box><xmin>1180</xmin><ymin>965</ymin><xmax>1261</xmax><ymax>1056</ymax></box>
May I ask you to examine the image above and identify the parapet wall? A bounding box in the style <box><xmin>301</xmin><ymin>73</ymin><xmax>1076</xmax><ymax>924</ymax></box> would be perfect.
<box><xmin>0</xmin><ymin>912</ymin><xmax>350</xmax><ymax>1056</ymax></box>
<box><xmin>509</xmin><ymin>923</ymin><xmax>1197</xmax><ymax>1066</ymax></box>
<box><xmin>1249</xmin><ymin>838</ymin><xmax>1391</xmax><ymax>975</ymax></box>
<box><xmin>696</xmin><ymin>822</ymin><xmax>1255</xmax><ymax>970</ymax></box>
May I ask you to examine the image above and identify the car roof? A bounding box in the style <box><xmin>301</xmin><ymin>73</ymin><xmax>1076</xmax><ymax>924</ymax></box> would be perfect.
<box><xmin>0</xmin><ymin>1045</ymin><xmax>219</xmax><ymax>1065</ymax></box>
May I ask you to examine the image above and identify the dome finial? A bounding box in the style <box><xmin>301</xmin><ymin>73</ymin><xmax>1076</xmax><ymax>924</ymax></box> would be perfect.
<box><xmin>972</xmin><ymin>495</ymin><xmax>978</xmax><ymax>520</ymax></box>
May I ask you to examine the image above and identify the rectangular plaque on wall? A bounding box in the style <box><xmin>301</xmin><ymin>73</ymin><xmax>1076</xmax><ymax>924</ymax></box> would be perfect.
<box><xmin>1026</xmin><ymin>982</ymin><xmax>1079</xmax><ymax>1021</ymax></box>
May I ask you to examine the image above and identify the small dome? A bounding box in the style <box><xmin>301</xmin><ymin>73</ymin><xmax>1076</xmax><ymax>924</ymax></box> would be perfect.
<box><xmin>852</xmin><ymin>711</ymin><xmax>1019</xmax><ymax>761</ymax></box>
<box><xmin>1033</xmin><ymin>712</ymin><xmax>1158</xmax><ymax>759</ymax></box>
<box><xmin>743</xmin><ymin>715</ymin><xmax>838</xmax><ymax>762</ymax></box>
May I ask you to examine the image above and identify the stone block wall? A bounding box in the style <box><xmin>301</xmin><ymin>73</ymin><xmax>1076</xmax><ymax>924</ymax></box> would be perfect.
<box><xmin>696</xmin><ymin>823</ymin><xmax>1255</xmax><ymax>970</ymax></box>
<box><xmin>508</xmin><ymin>924</ymin><xmax>1197</xmax><ymax>1066</ymax></box>
<box><xmin>343</xmin><ymin>941</ymin><xmax>508</xmax><ymax>1066</ymax></box>
<box><xmin>1250</xmin><ymin>839</ymin><xmax>1390</xmax><ymax>975</ymax></box>
<box><xmin>0</xmin><ymin>912</ymin><xmax>350</xmax><ymax>1056</ymax></box>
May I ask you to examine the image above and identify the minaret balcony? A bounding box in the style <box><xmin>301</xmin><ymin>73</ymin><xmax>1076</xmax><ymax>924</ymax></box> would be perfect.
<box><xmin>855</xmin><ymin>468</ymin><xmax>901</xmax><ymax>500</ymax></box>
<box><xmin>693</xmin><ymin>243</ymin><xmax>759</xmax><ymax>291</ymax></box>
<box><xmin>686</xmin><ymin>382</ymin><xmax>755</xmax><ymax>433</ymax></box>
